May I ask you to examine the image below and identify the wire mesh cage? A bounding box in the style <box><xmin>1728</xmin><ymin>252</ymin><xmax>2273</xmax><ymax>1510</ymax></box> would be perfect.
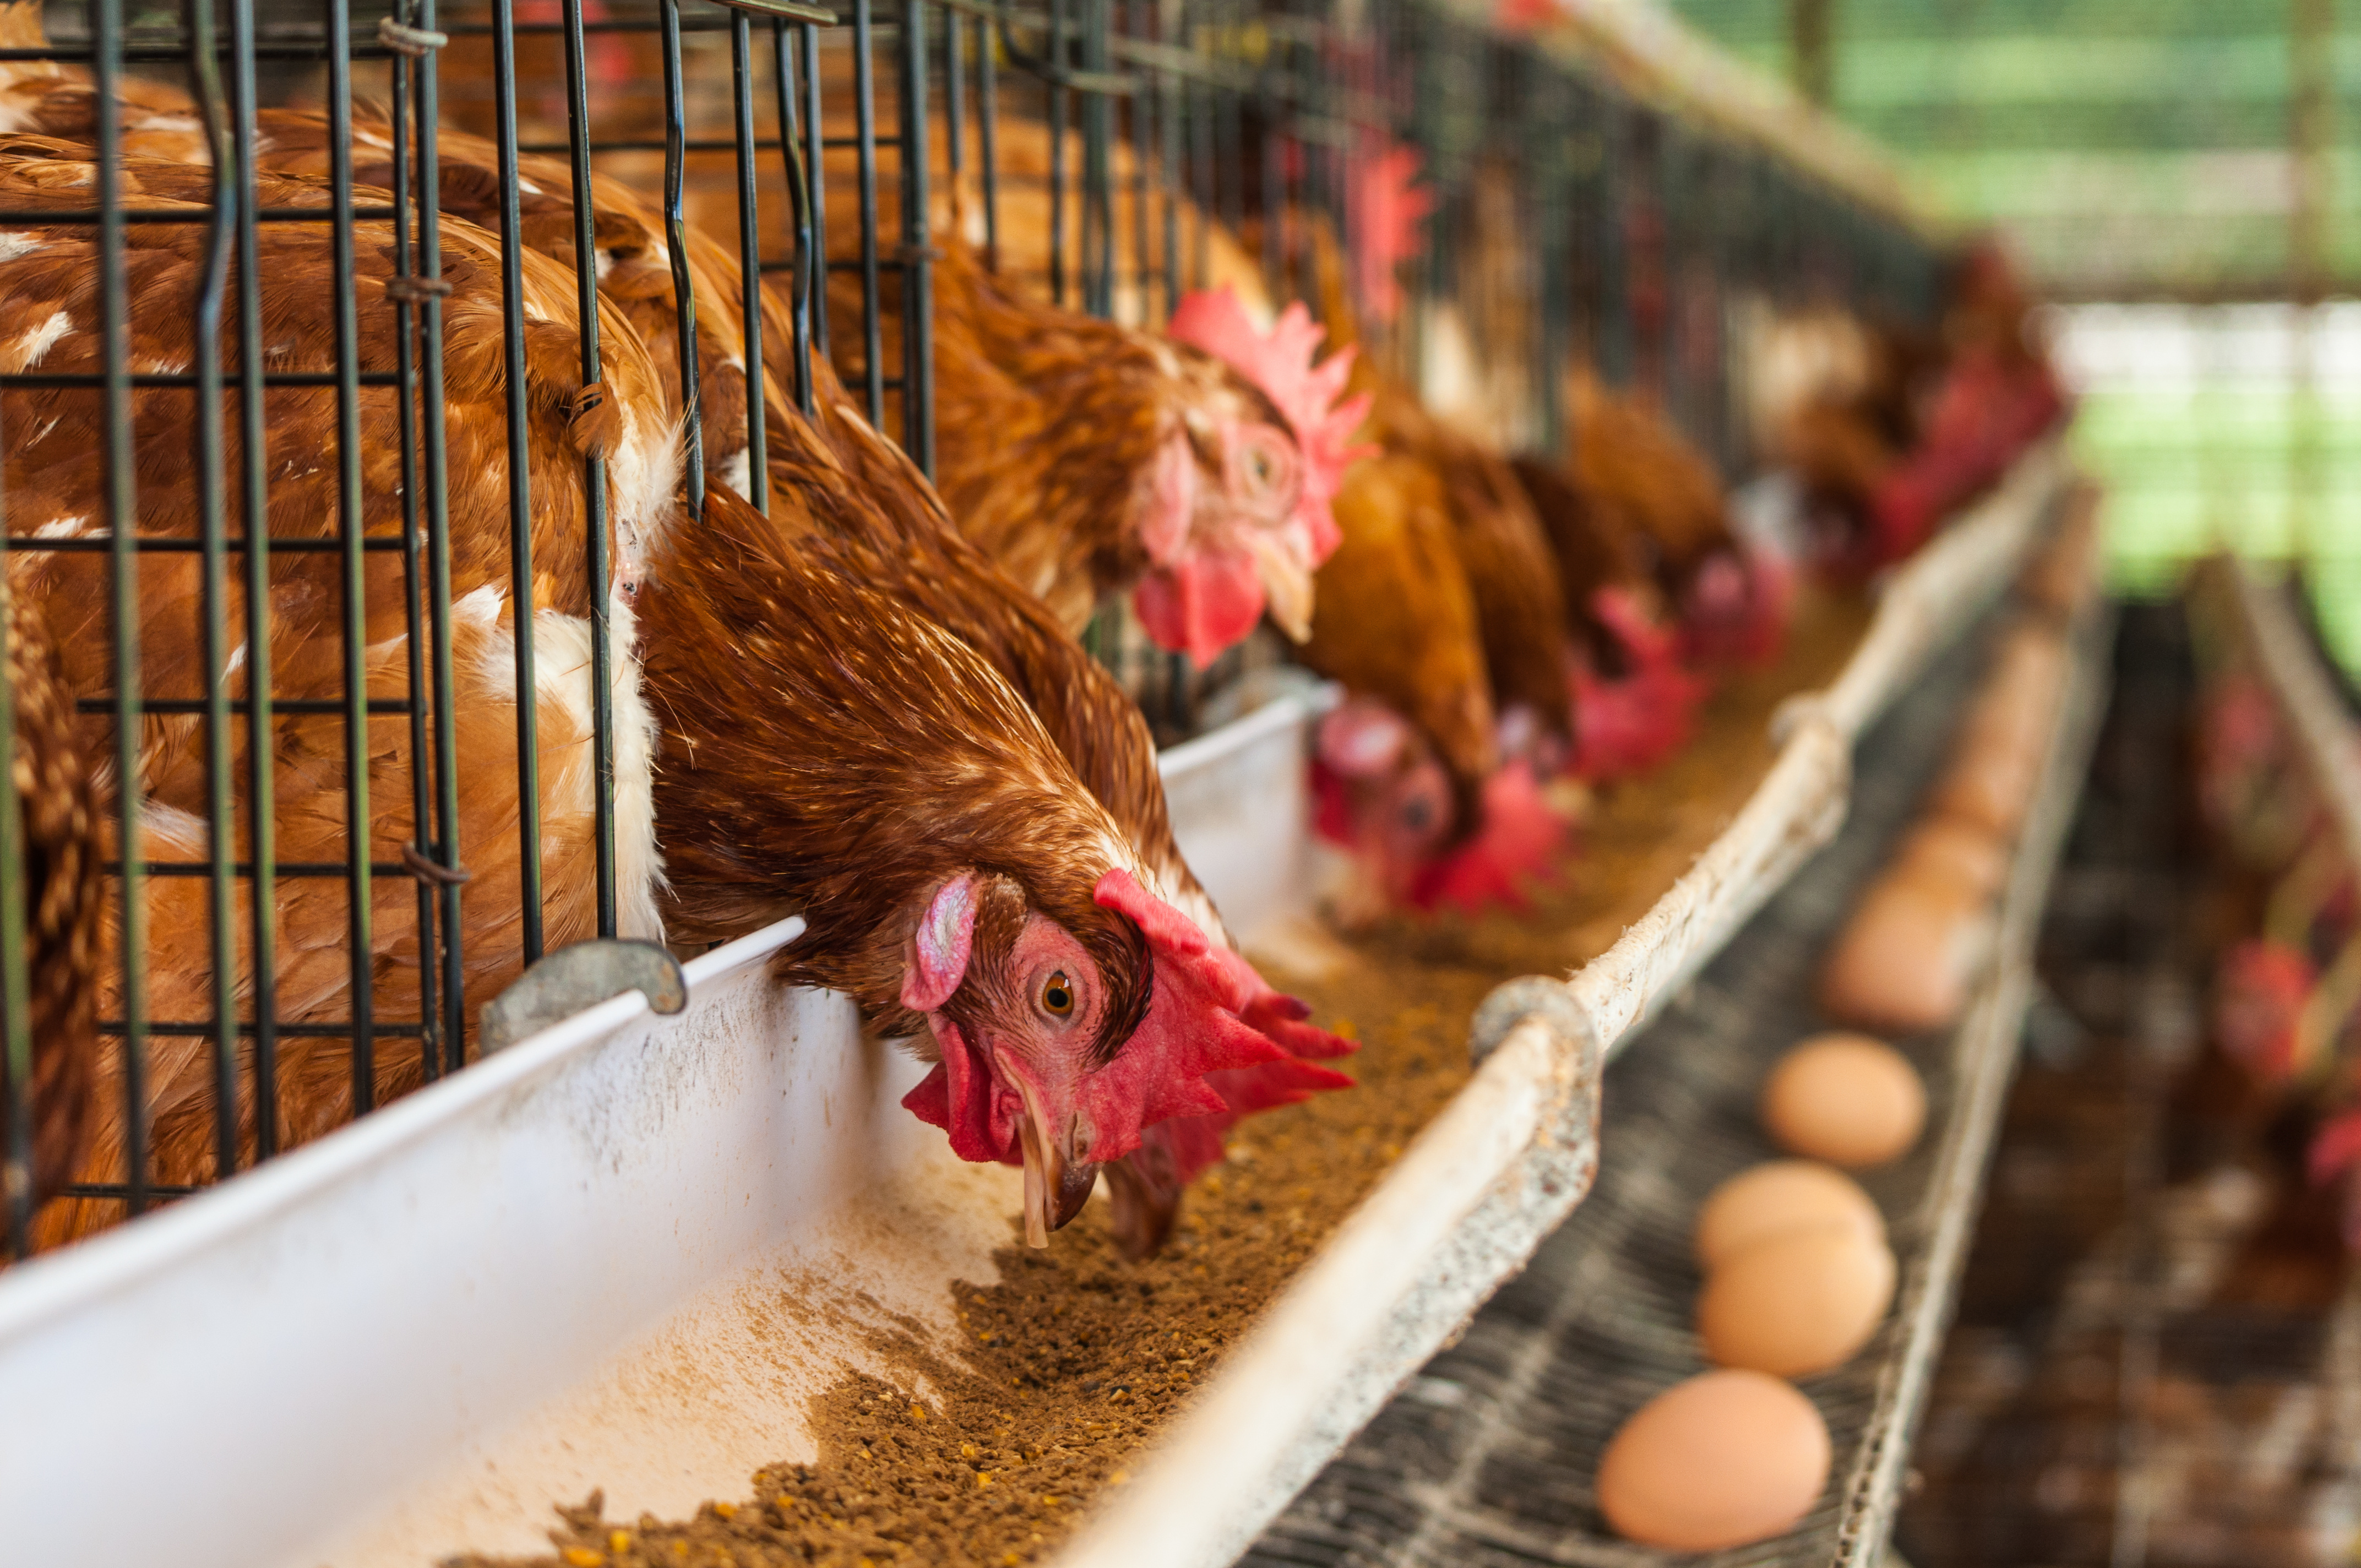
<box><xmin>0</xmin><ymin>0</ymin><xmax>1946</xmax><ymax>1263</ymax></box>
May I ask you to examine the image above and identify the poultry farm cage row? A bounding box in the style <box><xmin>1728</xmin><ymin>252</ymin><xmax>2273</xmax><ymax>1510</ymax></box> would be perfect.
<box><xmin>0</xmin><ymin>0</ymin><xmax>1947</xmax><ymax>1261</ymax></box>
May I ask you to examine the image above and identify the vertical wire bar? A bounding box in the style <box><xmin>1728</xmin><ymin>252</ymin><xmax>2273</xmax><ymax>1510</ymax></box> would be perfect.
<box><xmin>1215</xmin><ymin>0</ymin><xmax>1240</xmax><ymax>244</ymax></box>
<box><xmin>944</xmin><ymin>4</ymin><xmax>964</xmax><ymax>188</ymax></box>
<box><xmin>492</xmin><ymin>0</ymin><xmax>546</xmax><ymax>967</ymax></box>
<box><xmin>187</xmin><ymin>0</ymin><xmax>239</xmax><ymax>1175</ymax></box>
<box><xmin>1046</xmin><ymin>0</ymin><xmax>1067</xmax><ymax>303</ymax></box>
<box><xmin>974</xmin><ymin>12</ymin><xmax>998</xmax><ymax>258</ymax></box>
<box><xmin>1599</xmin><ymin>95</ymin><xmax>1630</xmax><ymax>390</ymax></box>
<box><xmin>229</xmin><ymin>0</ymin><xmax>276</xmax><ymax>1142</ymax></box>
<box><xmin>389</xmin><ymin>9</ymin><xmax>439</xmax><ymax>1079</ymax></box>
<box><xmin>772</xmin><ymin>18</ymin><xmax>816</xmax><ymax>416</ymax></box>
<box><xmin>897</xmin><ymin>0</ymin><xmax>934</xmax><ymax>475</ymax></box>
<box><xmin>488</xmin><ymin>0</ymin><xmax>547</xmax><ymax>968</ymax></box>
<box><xmin>565</xmin><ymin>0</ymin><xmax>618</xmax><ymax>937</ymax></box>
<box><xmin>802</xmin><ymin>21</ymin><xmax>831</xmax><ymax>366</ymax></box>
<box><xmin>1158</xmin><ymin>10</ymin><xmax>1180</xmax><ymax>320</ymax></box>
<box><xmin>852</xmin><ymin>0</ymin><xmax>886</xmax><ymax>424</ymax></box>
<box><xmin>95</xmin><ymin>0</ymin><xmax>148</xmax><ymax>1217</ymax></box>
<box><xmin>327</xmin><ymin>0</ymin><xmax>376</xmax><ymax>1113</ymax></box>
<box><xmin>1125</xmin><ymin>0</ymin><xmax>1150</xmax><ymax>315</ymax></box>
<box><xmin>1189</xmin><ymin>28</ymin><xmax>1212</xmax><ymax>287</ymax></box>
<box><xmin>660</xmin><ymin>0</ymin><xmax>705</xmax><ymax>518</ymax></box>
<box><xmin>0</xmin><ymin>547</ymin><xmax>25</xmax><ymax>1256</ymax></box>
<box><xmin>1080</xmin><ymin>0</ymin><xmax>1111</xmax><ymax>317</ymax></box>
<box><xmin>1259</xmin><ymin>95</ymin><xmax>1282</xmax><ymax>297</ymax></box>
<box><xmin>415</xmin><ymin>0</ymin><xmax>464</xmax><ymax>1074</ymax></box>
<box><xmin>731</xmin><ymin>13</ymin><xmax>770</xmax><ymax>513</ymax></box>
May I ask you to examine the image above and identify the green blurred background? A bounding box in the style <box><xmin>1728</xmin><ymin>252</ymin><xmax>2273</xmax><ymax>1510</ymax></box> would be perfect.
<box><xmin>1667</xmin><ymin>0</ymin><xmax>2361</xmax><ymax>672</ymax></box>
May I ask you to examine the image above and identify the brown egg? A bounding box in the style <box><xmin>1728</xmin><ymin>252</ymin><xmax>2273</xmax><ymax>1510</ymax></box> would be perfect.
<box><xmin>1760</xmin><ymin>1032</ymin><xmax>1928</xmax><ymax>1167</ymax></box>
<box><xmin>1697</xmin><ymin>1227</ymin><xmax>1898</xmax><ymax>1377</ymax></box>
<box><xmin>1936</xmin><ymin>624</ymin><xmax>2066</xmax><ymax>836</ymax></box>
<box><xmin>1695</xmin><ymin>1160</ymin><xmax>1886</xmax><ymax>1271</ymax></box>
<box><xmin>1597</xmin><ymin>1369</ymin><xmax>1832</xmax><ymax>1550</ymax></box>
<box><xmin>1896</xmin><ymin>815</ymin><xmax>2010</xmax><ymax>899</ymax></box>
<box><xmin>2021</xmin><ymin>502</ymin><xmax>2101</xmax><ymax>618</ymax></box>
<box><xmin>1931</xmin><ymin>726</ymin><xmax>2043</xmax><ymax>840</ymax></box>
<box><xmin>1816</xmin><ymin>869</ymin><xmax>1993</xmax><ymax>1035</ymax></box>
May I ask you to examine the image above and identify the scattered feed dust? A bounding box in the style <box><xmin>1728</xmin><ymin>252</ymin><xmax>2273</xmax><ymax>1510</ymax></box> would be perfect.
<box><xmin>445</xmin><ymin>587</ymin><xmax>1872</xmax><ymax>1568</ymax></box>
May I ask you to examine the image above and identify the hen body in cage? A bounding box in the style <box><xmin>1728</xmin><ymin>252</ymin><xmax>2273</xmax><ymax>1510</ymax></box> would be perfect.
<box><xmin>0</xmin><ymin>584</ymin><xmax>105</xmax><ymax>1232</ymax></box>
<box><xmin>0</xmin><ymin>122</ymin><xmax>676</xmax><ymax>1245</ymax></box>
<box><xmin>45</xmin><ymin>29</ymin><xmax>1357</xmax><ymax>1254</ymax></box>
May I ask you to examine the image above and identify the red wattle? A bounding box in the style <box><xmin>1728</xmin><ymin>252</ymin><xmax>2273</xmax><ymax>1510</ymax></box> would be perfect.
<box><xmin>2216</xmin><ymin>938</ymin><xmax>2316</xmax><ymax>1083</ymax></box>
<box><xmin>1131</xmin><ymin>547</ymin><xmax>1267</xmax><ymax>668</ymax></box>
<box><xmin>1410</xmin><ymin>760</ymin><xmax>1568</xmax><ymax>914</ymax></box>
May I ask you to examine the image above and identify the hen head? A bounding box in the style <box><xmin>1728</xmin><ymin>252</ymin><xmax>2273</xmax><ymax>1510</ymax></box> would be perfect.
<box><xmin>1311</xmin><ymin>698</ymin><xmax>1460</xmax><ymax>926</ymax></box>
<box><xmin>1312</xmin><ymin>700</ymin><xmax>1569</xmax><ymax>922</ymax></box>
<box><xmin>899</xmin><ymin>867</ymin><xmax>1334</xmax><ymax>1246</ymax></box>
<box><xmin>1571</xmin><ymin>587</ymin><xmax>1709</xmax><ymax>782</ymax></box>
<box><xmin>1677</xmin><ymin>540</ymin><xmax>1795</xmax><ymax>668</ymax></box>
<box><xmin>1147</xmin><ymin>286</ymin><xmax>1373</xmax><ymax>667</ymax></box>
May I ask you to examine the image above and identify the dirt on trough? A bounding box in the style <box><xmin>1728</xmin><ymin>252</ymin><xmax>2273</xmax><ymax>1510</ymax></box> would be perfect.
<box><xmin>444</xmin><ymin>588</ymin><xmax>1872</xmax><ymax>1568</ymax></box>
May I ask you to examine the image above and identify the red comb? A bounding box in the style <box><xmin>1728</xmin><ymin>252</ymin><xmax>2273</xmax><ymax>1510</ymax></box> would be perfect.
<box><xmin>1410</xmin><ymin>759</ymin><xmax>1570</xmax><ymax>914</ymax></box>
<box><xmin>2313</xmin><ymin>1109</ymin><xmax>2361</xmax><ymax>1189</ymax></box>
<box><xmin>2216</xmin><ymin>939</ymin><xmax>2316</xmax><ymax>1085</ymax></box>
<box><xmin>1348</xmin><ymin>140</ymin><xmax>1433</xmax><ymax>328</ymax></box>
<box><xmin>1071</xmin><ymin>869</ymin><xmax>1356</xmax><ymax>1162</ymax></box>
<box><xmin>1570</xmin><ymin>588</ymin><xmax>1707</xmax><ymax>780</ymax></box>
<box><xmin>1090</xmin><ymin>869</ymin><xmax>1354</xmax><ymax>1164</ymax></box>
<box><xmin>1168</xmin><ymin>287</ymin><xmax>1375</xmax><ymax>564</ymax></box>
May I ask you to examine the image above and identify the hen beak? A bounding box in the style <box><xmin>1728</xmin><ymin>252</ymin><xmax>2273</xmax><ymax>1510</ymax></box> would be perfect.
<box><xmin>1014</xmin><ymin>1079</ymin><xmax>1099</xmax><ymax>1249</ymax></box>
<box><xmin>1103</xmin><ymin>1151</ymin><xmax>1183</xmax><ymax>1261</ymax></box>
<box><xmin>1242</xmin><ymin>529</ymin><xmax>1315</xmax><ymax>644</ymax></box>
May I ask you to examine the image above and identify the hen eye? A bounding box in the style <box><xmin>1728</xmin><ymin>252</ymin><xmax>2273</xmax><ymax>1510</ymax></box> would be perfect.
<box><xmin>1400</xmin><ymin>797</ymin><xmax>1435</xmax><ymax>833</ymax></box>
<box><xmin>1040</xmin><ymin>970</ymin><xmax>1076</xmax><ymax>1017</ymax></box>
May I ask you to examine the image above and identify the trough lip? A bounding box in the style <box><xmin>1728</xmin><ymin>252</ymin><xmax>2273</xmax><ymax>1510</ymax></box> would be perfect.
<box><xmin>1157</xmin><ymin>679</ymin><xmax>1340</xmax><ymax>782</ymax></box>
<box><xmin>0</xmin><ymin>914</ymin><xmax>807</xmax><ymax>1346</ymax></box>
<box><xmin>0</xmin><ymin>676</ymin><xmax>1337</xmax><ymax>1346</ymax></box>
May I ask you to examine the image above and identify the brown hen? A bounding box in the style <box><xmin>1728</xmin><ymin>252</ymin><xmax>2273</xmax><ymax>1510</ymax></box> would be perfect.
<box><xmin>0</xmin><ymin>583</ymin><xmax>104</xmax><ymax>1233</ymax></box>
<box><xmin>0</xmin><ymin>131</ymin><xmax>674</xmax><ymax>1247</ymax></box>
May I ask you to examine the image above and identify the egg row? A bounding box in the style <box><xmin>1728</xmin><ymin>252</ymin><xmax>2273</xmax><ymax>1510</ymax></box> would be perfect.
<box><xmin>1593</xmin><ymin>529</ymin><xmax>2088</xmax><ymax>1554</ymax></box>
<box><xmin>1599</xmin><ymin>1038</ymin><xmax>1927</xmax><ymax>1551</ymax></box>
<box><xmin>1820</xmin><ymin>616</ymin><xmax>2071</xmax><ymax>1035</ymax></box>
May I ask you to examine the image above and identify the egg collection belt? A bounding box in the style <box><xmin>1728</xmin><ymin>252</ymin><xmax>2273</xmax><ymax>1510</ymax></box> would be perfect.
<box><xmin>1243</xmin><ymin>594</ymin><xmax>2109</xmax><ymax>1567</ymax></box>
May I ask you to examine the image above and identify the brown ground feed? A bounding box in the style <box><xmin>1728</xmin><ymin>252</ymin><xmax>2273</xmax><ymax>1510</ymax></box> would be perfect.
<box><xmin>445</xmin><ymin>588</ymin><xmax>1872</xmax><ymax>1568</ymax></box>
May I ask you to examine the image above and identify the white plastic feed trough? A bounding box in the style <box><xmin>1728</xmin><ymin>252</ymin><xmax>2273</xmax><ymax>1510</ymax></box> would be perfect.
<box><xmin>0</xmin><ymin>442</ymin><xmax>2073</xmax><ymax>1568</ymax></box>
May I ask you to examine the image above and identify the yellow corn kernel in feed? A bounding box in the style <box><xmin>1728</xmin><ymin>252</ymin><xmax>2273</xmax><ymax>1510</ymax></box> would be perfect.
<box><xmin>610</xmin><ymin>1531</ymin><xmax>633</xmax><ymax>1552</ymax></box>
<box><xmin>561</xmin><ymin>1551</ymin><xmax>602</xmax><ymax>1568</ymax></box>
<box><xmin>710</xmin><ymin>1501</ymin><xmax>736</xmax><ymax>1521</ymax></box>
